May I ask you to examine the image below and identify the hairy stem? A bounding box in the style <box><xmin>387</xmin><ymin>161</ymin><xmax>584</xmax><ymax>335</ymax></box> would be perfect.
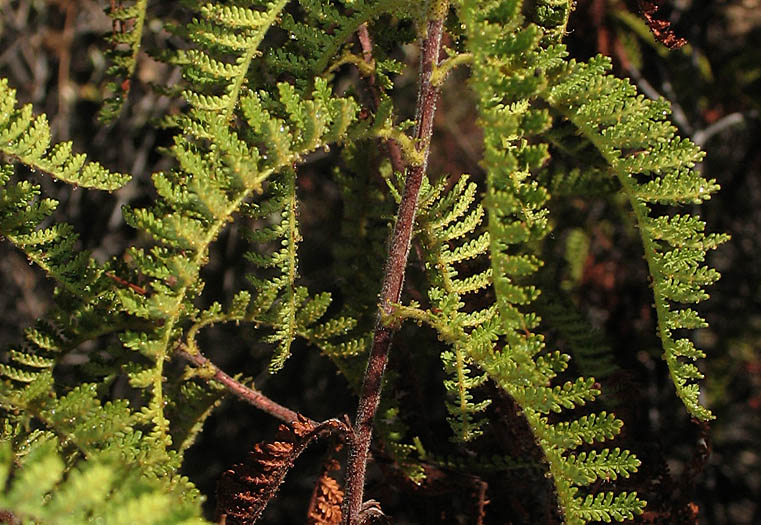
<box><xmin>342</xmin><ymin>6</ymin><xmax>448</xmax><ymax>523</ymax></box>
<box><xmin>176</xmin><ymin>345</ymin><xmax>311</xmax><ymax>426</ymax></box>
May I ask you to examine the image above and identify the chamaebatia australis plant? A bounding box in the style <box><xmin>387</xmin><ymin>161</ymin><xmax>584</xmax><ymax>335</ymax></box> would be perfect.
<box><xmin>0</xmin><ymin>0</ymin><xmax>727</xmax><ymax>523</ymax></box>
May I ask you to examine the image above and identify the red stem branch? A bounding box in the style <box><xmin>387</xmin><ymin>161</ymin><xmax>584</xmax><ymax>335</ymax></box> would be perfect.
<box><xmin>176</xmin><ymin>346</ymin><xmax>313</xmax><ymax>426</ymax></box>
<box><xmin>342</xmin><ymin>13</ymin><xmax>447</xmax><ymax>525</ymax></box>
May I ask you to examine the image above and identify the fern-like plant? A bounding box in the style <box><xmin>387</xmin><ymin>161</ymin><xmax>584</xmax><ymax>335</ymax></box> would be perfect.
<box><xmin>0</xmin><ymin>1</ymin><xmax>727</xmax><ymax>523</ymax></box>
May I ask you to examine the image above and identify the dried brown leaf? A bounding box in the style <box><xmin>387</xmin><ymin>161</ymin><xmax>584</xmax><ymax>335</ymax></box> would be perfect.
<box><xmin>638</xmin><ymin>0</ymin><xmax>688</xmax><ymax>49</ymax></box>
<box><xmin>216</xmin><ymin>415</ymin><xmax>317</xmax><ymax>525</ymax></box>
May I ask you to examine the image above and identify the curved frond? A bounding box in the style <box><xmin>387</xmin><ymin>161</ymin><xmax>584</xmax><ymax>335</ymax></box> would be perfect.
<box><xmin>458</xmin><ymin>2</ymin><xmax>645</xmax><ymax>522</ymax></box>
<box><xmin>545</xmin><ymin>54</ymin><xmax>728</xmax><ymax>420</ymax></box>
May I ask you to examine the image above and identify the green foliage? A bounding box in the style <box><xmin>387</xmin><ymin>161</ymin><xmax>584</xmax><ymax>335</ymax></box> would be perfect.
<box><xmin>0</xmin><ymin>439</ymin><xmax>208</xmax><ymax>524</ymax></box>
<box><xmin>112</xmin><ymin>0</ymin><xmax>363</xmax><ymax>452</ymax></box>
<box><xmin>544</xmin><ymin>54</ymin><xmax>728</xmax><ymax>420</ymax></box>
<box><xmin>454</xmin><ymin>1</ymin><xmax>646</xmax><ymax>521</ymax></box>
<box><xmin>0</xmin><ymin>0</ymin><xmax>727</xmax><ymax>523</ymax></box>
<box><xmin>0</xmin><ymin>75</ymin><xmax>133</xmax><ymax>423</ymax></box>
<box><xmin>0</xmin><ymin>165</ymin><xmax>94</xmax><ymax>295</ymax></box>
<box><xmin>268</xmin><ymin>0</ymin><xmax>419</xmax><ymax>81</ymax></box>
<box><xmin>0</xmin><ymin>78</ymin><xmax>128</xmax><ymax>296</ymax></box>
<box><xmin>2</xmin><ymin>0</ymin><xmax>364</xmax><ymax>517</ymax></box>
<box><xmin>0</xmin><ymin>79</ymin><xmax>130</xmax><ymax>190</ymax></box>
<box><xmin>409</xmin><ymin>174</ymin><xmax>495</xmax><ymax>442</ymax></box>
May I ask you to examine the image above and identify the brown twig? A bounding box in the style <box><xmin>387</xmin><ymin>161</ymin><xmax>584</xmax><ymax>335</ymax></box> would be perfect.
<box><xmin>342</xmin><ymin>6</ymin><xmax>449</xmax><ymax>524</ymax></box>
<box><xmin>176</xmin><ymin>345</ymin><xmax>313</xmax><ymax>426</ymax></box>
<box><xmin>474</xmin><ymin>477</ymin><xmax>489</xmax><ymax>525</ymax></box>
<box><xmin>357</xmin><ymin>24</ymin><xmax>374</xmax><ymax>65</ymax></box>
<box><xmin>356</xmin><ymin>23</ymin><xmax>404</xmax><ymax>174</ymax></box>
<box><xmin>105</xmin><ymin>272</ymin><xmax>147</xmax><ymax>295</ymax></box>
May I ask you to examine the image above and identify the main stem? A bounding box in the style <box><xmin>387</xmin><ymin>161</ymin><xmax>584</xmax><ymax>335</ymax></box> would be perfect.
<box><xmin>342</xmin><ymin>10</ymin><xmax>447</xmax><ymax>524</ymax></box>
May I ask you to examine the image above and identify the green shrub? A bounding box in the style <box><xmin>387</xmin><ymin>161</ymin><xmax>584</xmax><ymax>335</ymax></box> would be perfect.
<box><xmin>0</xmin><ymin>1</ymin><xmax>725</xmax><ymax>523</ymax></box>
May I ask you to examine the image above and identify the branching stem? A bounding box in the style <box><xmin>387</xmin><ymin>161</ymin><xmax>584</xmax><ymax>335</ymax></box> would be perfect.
<box><xmin>342</xmin><ymin>6</ymin><xmax>449</xmax><ymax>523</ymax></box>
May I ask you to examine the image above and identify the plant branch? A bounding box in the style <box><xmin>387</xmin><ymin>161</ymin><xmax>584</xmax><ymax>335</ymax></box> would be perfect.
<box><xmin>357</xmin><ymin>22</ymin><xmax>405</xmax><ymax>174</ymax></box>
<box><xmin>342</xmin><ymin>5</ymin><xmax>449</xmax><ymax>523</ymax></box>
<box><xmin>176</xmin><ymin>344</ymin><xmax>313</xmax><ymax>426</ymax></box>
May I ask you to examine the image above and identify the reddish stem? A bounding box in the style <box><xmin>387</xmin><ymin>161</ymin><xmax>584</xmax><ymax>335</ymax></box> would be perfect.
<box><xmin>177</xmin><ymin>346</ymin><xmax>313</xmax><ymax>426</ymax></box>
<box><xmin>342</xmin><ymin>14</ymin><xmax>447</xmax><ymax>525</ymax></box>
<box><xmin>357</xmin><ymin>23</ymin><xmax>405</xmax><ymax>174</ymax></box>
